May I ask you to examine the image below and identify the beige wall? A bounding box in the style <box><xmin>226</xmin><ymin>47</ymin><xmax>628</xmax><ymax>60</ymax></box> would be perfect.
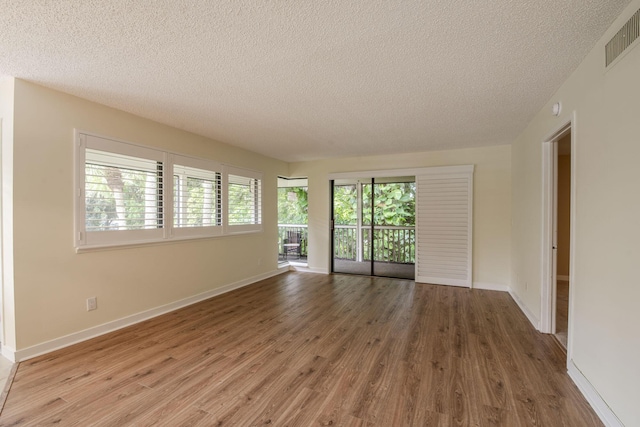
<box><xmin>557</xmin><ymin>152</ymin><xmax>571</xmax><ymax>277</ymax></box>
<box><xmin>290</xmin><ymin>144</ymin><xmax>512</xmax><ymax>288</ymax></box>
<box><xmin>511</xmin><ymin>1</ymin><xmax>640</xmax><ymax>424</ymax></box>
<box><xmin>8</xmin><ymin>79</ymin><xmax>288</xmax><ymax>352</ymax></box>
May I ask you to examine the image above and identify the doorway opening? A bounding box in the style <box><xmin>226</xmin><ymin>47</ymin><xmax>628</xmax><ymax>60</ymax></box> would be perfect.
<box><xmin>541</xmin><ymin>120</ymin><xmax>573</xmax><ymax>351</ymax></box>
<box><xmin>555</xmin><ymin>133</ymin><xmax>572</xmax><ymax>348</ymax></box>
<box><xmin>277</xmin><ymin>177</ymin><xmax>308</xmax><ymax>267</ymax></box>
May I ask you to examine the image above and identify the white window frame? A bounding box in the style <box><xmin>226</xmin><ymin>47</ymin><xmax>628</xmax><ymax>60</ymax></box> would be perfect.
<box><xmin>224</xmin><ymin>166</ymin><xmax>263</xmax><ymax>234</ymax></box>
<box><xmin>74</xmin><ymin>130</ymin><xmax>263</xmax><ymax>251</ymax></box>
<box><xmin>76</xmin><ymin>133</ymin><xmax>167</xmax><ymax>248</ymax></box>
<box><xmin>169</xmin><ymin>154</ymin><xmax>223</xmax><ymax>239</ymax></box>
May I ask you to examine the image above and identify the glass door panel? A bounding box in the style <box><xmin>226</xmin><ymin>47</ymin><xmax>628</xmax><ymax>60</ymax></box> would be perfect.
<box><xmin>372</xmin><ymin>178</ymin><xmax>416</xmax><ymax>279</ymax></box>
<box><xmin>332</xmin><ymin>177</ymin><xmax>415</xmax><ymax>279</ymax></box>
<box><xmin>332</xmin><ymin>180</ymin><xmax>370</xmax><ymax>275</ymax></box>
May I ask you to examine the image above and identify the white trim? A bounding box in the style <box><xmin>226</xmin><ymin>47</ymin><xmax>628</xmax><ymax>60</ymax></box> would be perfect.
<box><xmin>541</xmin><ymin>116</ymin><xmax>573</xmax><ymax>334</ymax></box>
<box><xmin>171</xmin><ymin>153</ymin><xmax>223</xmax><ymax>239</ymax></box>
<box><xmin>0</xmin><ymin>113</ymin><xmax>15</xmax><ymax>356</ymax></box>
<box><xmin>567</xmin><ymin>360</ymin><xmax>623</xmax><ymax>427</ymax></box>
<box><xmin>328</xmin><ymin>165</ymin><xmax>474</xmax><ymax>180</ymax></box>
<box><xmin>472</xmin><ymin>282</ymin><xmax>510</xmax><ymax>292</ymax></box>
<box><xmin>7</xmin><ymin>268</ymin><xmax>288</xmax><ymax>362</ymax></box>
<box><xmin>277</xmin><ymin>264</ymin><xmax>292</xmax><ymax>273</ymax></box>
<box><xmin>566</xmin><ymin>114</ymin><xmax>578</xmax><ymax>361</ymax></box>
<box><xmin>508</xmin><ymin>289</ymin><xmax>540</xmax><ymax>330</ymax></box>
<box><xmin>290</xmin><ymin>265</ymin><xmax>329</xmax><ymax>274</ymax></box>
<box><xmin>224</xmin><ymin>166</ymin><xmax>263</xmax><ymax>234</ymax></box>
<box><xmin>1</xmin><ymin>344</ymin><xmax>15</xmax><ymax>363</ymax></box>
<box><xmin>540</xmin><ymin>138</ymin><xmax>555</xmax><ymax>333</ymax></box>
<box><xmin>75</xmin><ymin>228</ymin><xmax>259</xmax><ymax>253</ymax></box>
<box><xmin>416</xmin><ymin>278</ymin><xmax>470</xmax><ymax>288</ymax></box>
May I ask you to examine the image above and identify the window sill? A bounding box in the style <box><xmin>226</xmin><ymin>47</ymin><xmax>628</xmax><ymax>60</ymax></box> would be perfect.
<box><xmin>75</xmin><ymin>229</ymin><xmax>263</xmax><ymax>253</ymax></box>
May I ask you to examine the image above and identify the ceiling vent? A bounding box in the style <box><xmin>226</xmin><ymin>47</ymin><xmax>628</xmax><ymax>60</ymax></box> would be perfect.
<box><xmin>606</xmin><ymin>8</ymin><xmax>640</xmax><ymax>67</ymax></box>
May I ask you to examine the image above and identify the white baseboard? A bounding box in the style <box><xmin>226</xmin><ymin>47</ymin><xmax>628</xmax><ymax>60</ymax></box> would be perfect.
<box><xmin>472</xmin><ymin>282</ymin><xmax>510</xmax><ymax>292</ymax></box>
<box><xmin>508</xmin><ymin>288</ymin><xmax>540</xmax><ymax>330</ymax></box>
<box><xmin>289</xmin><ymin>265</ymin><xmax>329</xmax><ymax>274</ymax></box>
<box><xmin>473</xmin><ymin>284</ymin><xmax>541</xmax><ymax>331</ymax></box>
<box><xmin>557</xmin><ymin>274</ymin><xmax>570</xmax><ymax>281</ymax></box>
<box><xmin>1</xmin><ymin>344</ymin><xmax>16</xmax><ymax>363</ymax></box>
<box><xmin>9</xmin><ymin>268</ymin><xmax>289</xmax><ymax>362</ymax></box>
<box><xmin>568</xmin><ymin>360</ymin><xmax>623</xmax><ymax>427</ymax></box>
<box><xmin>278</xmin><ymin>264</ymin><xmax>292</xmax><ymax>273</ymax></box>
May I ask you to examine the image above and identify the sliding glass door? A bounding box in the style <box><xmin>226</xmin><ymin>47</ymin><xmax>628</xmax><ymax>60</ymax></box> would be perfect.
<box><xmin>332</xmin><ymin>180</ymin><xmax>369</xmax><ymax>275</ymax></box>
<box><xmin>331</xmin><ymin>177</ymin><xmax>415</xmax><ymax>279</ymax></box>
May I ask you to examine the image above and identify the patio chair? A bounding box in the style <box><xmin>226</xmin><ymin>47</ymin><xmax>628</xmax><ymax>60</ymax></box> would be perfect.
<box><xmin>283</xmin><ymin>230</ymin><xmax>302</xmax><ymax>259</ymax></box>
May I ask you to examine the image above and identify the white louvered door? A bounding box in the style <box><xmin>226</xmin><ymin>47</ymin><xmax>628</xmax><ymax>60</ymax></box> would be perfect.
<box><xmin>416</xmin><ymin>166</ymin><xmax>474</xmax><ymax>287</ymax></box>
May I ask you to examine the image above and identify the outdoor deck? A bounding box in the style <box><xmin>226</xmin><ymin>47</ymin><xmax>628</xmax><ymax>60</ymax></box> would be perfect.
<box><xmin>333</xmin><ymin>259</ymin><xmax>415</xmax><ymax>279</ymax></box>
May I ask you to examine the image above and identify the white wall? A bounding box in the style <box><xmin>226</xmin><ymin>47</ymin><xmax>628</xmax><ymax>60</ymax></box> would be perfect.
<box><xmin>511</xmin><ymin>1</ymin><xmax>640</xmax><ymax>424</ymax></box>
<box><xmin>290</xmin><ymin>144</ymin><xmax>512</xmax><ymax>289</ymax></box>
<box><xmin>7</xmin><ymin>79</ymin><xmax>288</xmax><ymax>355</ymax></box>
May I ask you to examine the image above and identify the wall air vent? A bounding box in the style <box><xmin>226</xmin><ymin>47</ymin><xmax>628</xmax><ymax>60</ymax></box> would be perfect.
<box><xmin>606</xmin><ymin>7</ymin><xmax>640</xmax><ymax>67</ymax></box>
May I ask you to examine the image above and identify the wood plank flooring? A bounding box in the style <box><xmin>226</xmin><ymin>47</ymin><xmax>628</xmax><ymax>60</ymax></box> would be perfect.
<box><xmin>555</xmin><ymin>280</ymin><xmax>569</xmax><ymax>349</ymax></box>
<box><xmin>0</xmin><ymin>272</ymin><xmax>601</xmax><ymax>426</ymax></box>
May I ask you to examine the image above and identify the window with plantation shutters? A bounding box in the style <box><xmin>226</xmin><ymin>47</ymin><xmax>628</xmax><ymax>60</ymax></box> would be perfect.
<box><xmin>85</xmin><ymin>150</ymin><xmax>163</xmax><ymax>232</ymax></box>
<box><xmin>171</xmin><ymin>155</ymin><xmax>222</xmax><ymax>238</ymax></box>
<box><xmin>226</xmin><ymin>167</ymin><xmax>262</xmax><ymax>233</ymax></box>
<box><xmin>77</xmin><ymin>134</ymin><xmax>166</xmax><ymax>247</ymax></box>
<box><xmin>75</xmin><ymin>131</ymin><xmax>264</xmax><ymax>250</ymax></box>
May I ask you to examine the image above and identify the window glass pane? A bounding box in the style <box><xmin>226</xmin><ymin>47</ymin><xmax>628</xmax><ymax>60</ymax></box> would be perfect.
<box><xmin>173</xmin><ymin>165</ymin><xmax>221</xmax><ymax>228</ymax></box>
<box><xmin>373</xmin><ymin>182</ymin><xmax>416</xmax><ymax>227</ymax></box>
<box><xmin>277</xmin><ymin>187</ymin><xmax>308</xmax><ymax>225</ymax></box>
<box><xmin>85</xmin><ymin>149</ymin><xmax>163</xmax><ymax>231</ymax></box>
<box><xmin>228</xmin><ymin>174</ymin><xmax>261</xmax><ymax>225</ymax></box>
<box><xmin>333</xmin><ymin>185</ymin><xmax>357</xmax><ymax>226</ymax></box>
<box><xmin>362</xmin><ymin>183</ymin><xmax>372</xmax><ymax>226</ymax></box>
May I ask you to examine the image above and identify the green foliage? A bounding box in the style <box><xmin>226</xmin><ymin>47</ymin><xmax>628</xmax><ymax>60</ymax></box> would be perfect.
<box><xmin>333</xmin><ymin>181</ymin><xmax>416</xmax><ymax>263</ymax></box>
<box><xmin>85</xmin><ymin>164</ymin><xmax>159</xmax><ymax>231</ymax></box>
<box><xmin>332</xmin><ymin>183</ymin><xmax>415</xmax><ymax>227</ymax></box>
<box><xmin>333</xmin><ymin>185</ymin><xmax>358</xmax><ymax>225</ymax></box>
<box><xmin>363</xmin><ymin>183</ymin><xmax>415</xmax><ymax>226</ymax></box>
<box><xmin>228</xmin><ymin>180</ymin><xmax>260</xmax><ymax>224</ymax></box>
<box><xmin>174</xmin><ymin>176</ymin><xmax>218</xmax><ymax>227</ymax></box>
<box><xmin>278</xmin><ymin>187</ymin><xmax>308</xmax><ymax>224</ymax></box>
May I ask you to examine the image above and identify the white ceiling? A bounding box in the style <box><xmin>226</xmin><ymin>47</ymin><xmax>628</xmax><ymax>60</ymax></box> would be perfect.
<box><xmin>0</xmin><ymin>1</ymin><xmax>630</xmax><ymax>162</ymax></box>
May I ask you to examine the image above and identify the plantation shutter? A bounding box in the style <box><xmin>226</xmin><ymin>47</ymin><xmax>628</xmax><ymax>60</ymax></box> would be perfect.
<box><xmin>224</xmin><ymin>166</ymin><xmax>263</xmax><ymax>234</ymax></box>
<box><xmin>170</xmin><ymin>154</ymin><xmax>223</xmax><ymax>239</ymax></box>
<box><xmin>79</xmin><ymin>134</ymin><xmax>166</xmax><ymax>247</ymax></box>
<box><xmin>416</xmin><ymin>165</ymin><xmax>474</xmax><ymax>287</ymax></box>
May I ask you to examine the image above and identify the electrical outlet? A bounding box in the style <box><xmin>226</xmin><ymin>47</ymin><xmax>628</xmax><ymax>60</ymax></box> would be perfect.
<box><xmin>87</xmin><ymin>297</ymin><xmax>97</xmax><ymax>311</ymax></box>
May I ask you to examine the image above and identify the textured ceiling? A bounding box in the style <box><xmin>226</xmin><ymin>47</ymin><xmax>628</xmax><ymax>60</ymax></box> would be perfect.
<box><xmin>0</xmin><ymin>1</ymin><xmax>631</xmax><ymax>162</ymax></box>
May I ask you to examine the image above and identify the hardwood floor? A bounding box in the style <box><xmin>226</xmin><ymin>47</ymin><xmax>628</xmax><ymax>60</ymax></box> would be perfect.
<box><xmin>0</xmin><ymin>272</ymin><xmax>601</xmax><ymax>426</ymax></box>
<box><xmin>555</xmin><ymin>280</ymin><xmax>570</xmax><ymax>348</ymax></box>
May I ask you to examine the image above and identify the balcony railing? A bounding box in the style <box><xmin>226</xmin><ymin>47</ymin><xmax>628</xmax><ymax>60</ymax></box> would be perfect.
<box><xmin>334</xmin><ymin>225</ymin><xmax>415</xmax><ymax>264</ymax></box>
<box><xmin>279</xmin><ymin>224</ymin><xmax>415</xmax><ymax>265</ymax></box>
